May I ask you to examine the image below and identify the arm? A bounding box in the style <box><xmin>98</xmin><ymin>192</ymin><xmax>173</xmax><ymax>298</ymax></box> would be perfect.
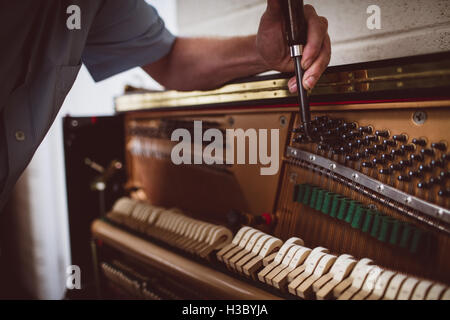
<box><xmin>143</xmin><ymin>36</ymin><xmax>267</xmax><ymax>91</ymax></box>
<box><xmin>143</xmin><ymin>2</ymin><xmax>330</xmax><ymax>93</ymax></box>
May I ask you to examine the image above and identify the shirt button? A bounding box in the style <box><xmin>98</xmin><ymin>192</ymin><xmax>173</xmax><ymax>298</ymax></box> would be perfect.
<box><xmin>15</xmin><ymin>131</ymin><xmax>26</xmax><ymax>141</ymax></box>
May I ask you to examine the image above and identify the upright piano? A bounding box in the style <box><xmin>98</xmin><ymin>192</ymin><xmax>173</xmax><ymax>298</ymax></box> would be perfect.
<box><xmin>67</xmin><ymin>53</ymin><xmax>450</xmax><ymax>300</ymax></box>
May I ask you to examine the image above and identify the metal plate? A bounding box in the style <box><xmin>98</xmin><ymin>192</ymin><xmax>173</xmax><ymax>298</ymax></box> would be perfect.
<box><xmin>286</xmin><ymin>146</ymin><xmax>450</xmax><ymax>225</ymax></box>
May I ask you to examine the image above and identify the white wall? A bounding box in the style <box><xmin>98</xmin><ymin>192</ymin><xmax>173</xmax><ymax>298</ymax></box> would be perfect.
<box><xmin>177</xmin><ymin>0</ymin><xmax>450</xmax><ymax>66</ymax></box>
<box><xmin>6</xmin><ymin>0</ymin><xmax>177</xmax><ymax>299</ymax></box>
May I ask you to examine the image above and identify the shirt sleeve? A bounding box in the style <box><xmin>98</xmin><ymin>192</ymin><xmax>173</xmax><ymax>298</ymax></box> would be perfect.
<box><xmin>82</xmin><ymin>0</ymin><xmax>176</xmax><ymax>82</ymax></box>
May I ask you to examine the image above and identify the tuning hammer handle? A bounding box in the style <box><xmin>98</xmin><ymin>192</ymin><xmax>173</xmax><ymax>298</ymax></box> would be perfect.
<box><xmin>282</xmin><ymin>0</ymin><xmax>307</xmax><ymax>47</ymax></box>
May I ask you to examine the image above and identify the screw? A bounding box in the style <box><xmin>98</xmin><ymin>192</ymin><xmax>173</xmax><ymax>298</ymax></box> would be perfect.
<box><xmin>309</xmin><ymin>155</ymin><xmax>316</xmax><ymax>161</ymax></box>
<box><xmin>279</xmin><ymin>116</ymin><xmax>287</xmax><ymax>128</ymax></box>
<box><xmin>329</xmin><ymin>163</ymin><xmax>336</xmax><ymax>170</ymax></box>
<box><xmin>289</xmin><ymin>172</ymin><xmax>298</xmax><ymax>182</ymax></box>
<box><xmin>412</xmin><ymin>111</ymin><xmax>427</xmax><ymax>125</ymax></box>
<box><xmin>352</xmin><ymin>173</ymin><xmax>359</xmax><ymax>180</ymax></box>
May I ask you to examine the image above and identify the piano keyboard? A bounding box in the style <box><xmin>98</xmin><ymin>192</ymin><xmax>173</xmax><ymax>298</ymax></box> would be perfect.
<box><xmin>99</xmin><ymin>197</ymin><xmax>449</xmax><ymax>300</ymax></box>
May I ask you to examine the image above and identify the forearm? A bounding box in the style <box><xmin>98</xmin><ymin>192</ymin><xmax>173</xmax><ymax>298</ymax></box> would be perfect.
<box><xmin>143</xmin><ymin>36</ymin><xmax>270</xmax><ymax>91</ymax></box>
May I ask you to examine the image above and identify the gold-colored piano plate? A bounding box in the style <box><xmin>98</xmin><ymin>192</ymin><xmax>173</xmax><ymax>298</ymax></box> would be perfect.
<box><xmin>115</xmin><ymin>59</ymin><xmax>450</xmax><ymax>112</ymax></box>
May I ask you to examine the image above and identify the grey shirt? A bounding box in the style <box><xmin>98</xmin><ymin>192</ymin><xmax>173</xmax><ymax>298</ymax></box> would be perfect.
<box><xmin>0</xmin><ymin>0</ymin><xmax>175</xmax><ymax>210</ymax></box>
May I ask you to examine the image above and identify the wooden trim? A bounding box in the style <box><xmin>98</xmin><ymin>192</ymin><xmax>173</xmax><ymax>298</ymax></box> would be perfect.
<box><xmin>122</xmin><ymin>100</ymin><xmax>450</xmax><ymax>121</ymax></box>
<box><xmin>91</xmin><ymin>220</ymin><xmax>282</xmax><ymax>300</ymax></box>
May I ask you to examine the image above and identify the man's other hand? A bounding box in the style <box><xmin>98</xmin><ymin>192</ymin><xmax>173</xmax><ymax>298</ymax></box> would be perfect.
<box><xmin>256</xmin><ymin>0</ymin><xmax>331</xmax><ymax>92</ymax></box>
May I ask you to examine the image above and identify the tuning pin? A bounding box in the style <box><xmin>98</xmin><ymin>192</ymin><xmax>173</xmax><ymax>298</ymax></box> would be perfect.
<box><xmin>292</xmin><ymin>125</ymin><xmax>305</xmax><ymax>133</ymax></box>
<box><xmin>314</xmin><ymin>116</ymin><xmax>329</xmax><ymax>123</ymax></box>
<box><xmin>374</xmin><ymin>144</ymin><xmax>387</xmax><ymax>152</ymax></box>
<box><xmin>440</xmin><ymin>171</ymin><xmax>450</xmax><ymax>180</ymax></box>
<box><xmin>346</xmin><ymin>154</ymin><xmax>361</xmax><ymax>161</ymax></box>
<box><xmin>431</xmin><ymin>142</ymin><xmax>447</xmax><ymax>151</ymax></box>
<box><xmin>375</xmin><ymin>130</ymin><xmax>390</xmax><ymax>138</ymax></box>
<box><xmin>343</xmin><ymin>122</ymin><xmax>357</xmax><ymax>130</ymax></box>
<box><xmin>399</xmin><ymin>159</ymin><xmax>413</xmax><ymax>167</ymax></box>
<box><xmin>430</xmin><ymin>159</ymin><xmax>444</xmax><ymax>168</ymax></box>
<box><xmin>362</xmin><ymin>161</ymin><xmax>374</xmax><ymax>168</ymax></box>
<box><xmin>365</xmin><ymin>135</ymin><xmax>378</xmax><ymax>143</ymax></box>
<box><xmin>293</xmin><ymin>134</ymin><xmax>307</xmax><ymax>143</ymax></box>
<box><xmin>319</xmin><ymin>122</ymin><xmax>329</xmax><ymax>131</ymax></box>
<box><xmin>359</xmin><ymin>126</ymin><xmax>373</xmax><ymax>134</ymax></box>
<box><xmin>410</xmin><ymin>153</ymin><xmax>424</xmax><ymax>162</ymax></box>
<box><xmin>317</xmin><ymin>143</ymin><xmax>329</xmax><ymax>151</ymax></box>
<box><xmin>409</xmin><ymin>170</ymin><xmax>423</xmax><ymax>178</ymax></box>
<box><xmin>418</xmin><ymin>164</ymin><xmax>432</xmax><ymax>172</ymax></box>
<box><xmin>326</xmin><ymin>119</ymin><xmax>340</xmax><ymax>128</ymax></box>
<box><xmin>393</xmin><ymin>134</ymin><xmax>407</xmax><ymax>142</ymax></box>
<box><xmin>347</xmin><ymin>142</ymin><xmax>359</xmax><ymax>150</ymax></box>
<box><xmin>364</xmin><ymin>147</ymin><xmax>377</xmax><ymax>155</ymax></box>
<box><xmin>397</xmin><ymin>175</ymin><xmax>411</xmax><ymax>182</ymax></box>
<box><xmin>312</xmin><ymin>126</ymin><xmax>323</xmax><ymax>135</ymax></box>
<box><xmin>356</xmin><ymin>138</ymin><xmax>369</xmax><ymax>147</ymax></box>
<box><xmin>310</xmin><ymin>134</ymin><xmax>322</xmax><ymax>144</ymax></box>
<box><xmin>391</xmin><ymin>149</ymin><xmax>405</xmax><ymax>157</ymax></box>
<box><xmin>350</xmin><ymin>130</ymin><xmax>362</xmax><ymax>138</ymax></box>
<box><xmin>379</xmin><ymin>168</ymin><xmax>393</xmax><ymax>175</ymax></box>
<box><xmin>420</xmin><ymin>148</ymin><xmax>435</xmax><ymax>157</ymax></box>
<box><xmin>390</xmin><ymin>163</ymin><xmax>403</xmax><ymax>171</ymax></box>
<box><xmin>381</xmin><ymin>153</ymin><xmax>394</xmax><ymax>161</ymax></box>
<box><xmin>412</xmin><ymin>138</ymin><xmax>427</xmax><ymax>147</ymax></box>
<box><xmin>356</xmin><ymin>152</ymin><xmax>367</xmax><ymax>160</ymax></box>
<box><xmin>325</xmin><ymin>128</ymin><xmax>339</xmax><ymax>136</ymax></box>
<box><xmin>340</xmin><ymin>145</ymin><xmax>351</xmax><ymax>153</ymax></box>
<box><xmin>383</xmin><ymin>139</ymin><xmax>397</xmax><ymax>147</ymax></box>
<box><xmin>438</xmin><ymin>189</ymin><xmax>450</xmax><ymax>197</ymax></box>
<box><xmin>429</xmin><ymin>176</ymin><xmax>444</xmax><ymax>185</ymax></box>
<box><xmin>441</xmin><ymin>153</ymin><xmax>450</xmax><ymax>162</ymax></box>
<box><xmin>401</xmin><ymin>144</ymin><xmax>415</xmax><ymax>152</ymax></box>
<box><xmin>341</xmin><ymin>133</ymin><xmax>354</xmax><ymax>141</ymax></box>
<box><xmin>373</xmin><ymin>158</ymin><xmax>387</xmax><ymax>166</ymax></box>
<box><xmin>417</xmin><ymin>181</ymin><xmax>431</xmax><ymax>189</ymax></box>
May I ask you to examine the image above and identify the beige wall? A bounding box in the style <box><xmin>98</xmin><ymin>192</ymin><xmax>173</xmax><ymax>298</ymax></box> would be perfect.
<box><xmin>177</xmin><ymin>0</ymin><xmax>450</xmax><ymax>66</ymax></box>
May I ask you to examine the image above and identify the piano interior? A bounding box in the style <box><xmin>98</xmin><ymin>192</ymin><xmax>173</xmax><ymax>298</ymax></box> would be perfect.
<box><xmin>70</xmin><ymin>53</ymin><xmax>450</xmax><ymax>300</ymax></box>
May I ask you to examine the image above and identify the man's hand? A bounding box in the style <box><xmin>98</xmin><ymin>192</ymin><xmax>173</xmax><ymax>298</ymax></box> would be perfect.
<box><xmin>144</xmin><ymin>1</ymin><xmax>330</xmax><ymax>92</ymax></box>
<box><xmin>256</xmin><ymin>0</ymin><xmax>331</xmax><ymax>92</ymax></box>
